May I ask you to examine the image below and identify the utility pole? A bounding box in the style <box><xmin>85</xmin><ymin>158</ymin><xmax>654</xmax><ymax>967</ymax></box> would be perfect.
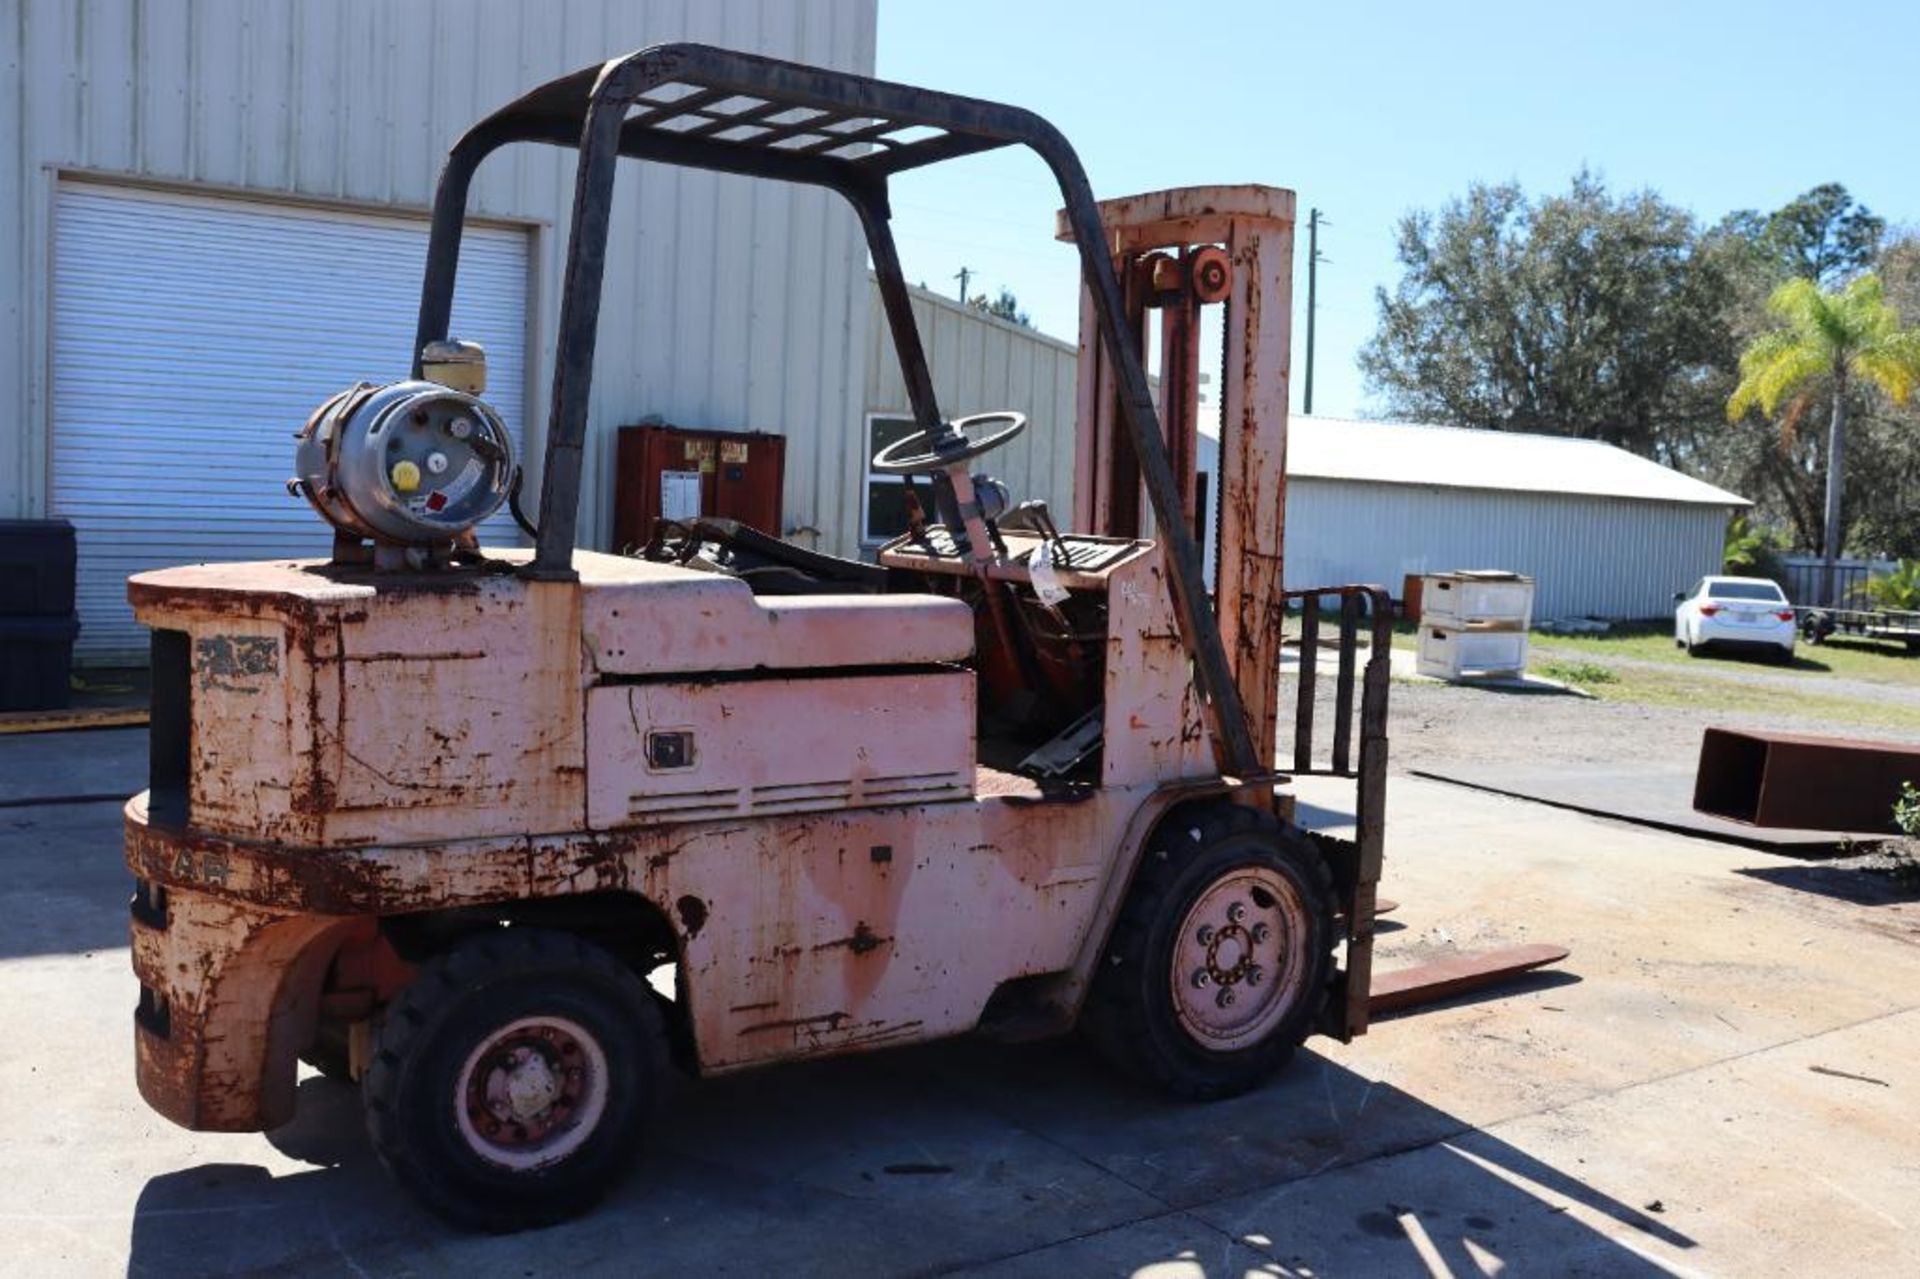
<box><xmin>1304</xmin><ymin>208</ymin><xmax>1328</xmax><ymax>415</ymax></box>
<box><xmin>953</xmin><ymin>265</ymin><xmax>973</xmax><ymax>304</ymax></box>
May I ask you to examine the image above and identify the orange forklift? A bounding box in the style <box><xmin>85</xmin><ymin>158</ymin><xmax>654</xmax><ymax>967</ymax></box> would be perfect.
<box><xmin>122</xmin><ymin>44</ymin><xmax>1560</xmax><ymax>1229</ymax></box>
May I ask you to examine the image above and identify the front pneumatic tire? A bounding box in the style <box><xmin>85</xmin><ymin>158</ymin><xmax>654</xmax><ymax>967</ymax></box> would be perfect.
<box><xmin>363</xmin><ymin>928</ymin><xmax>669</xmax><ymax>1232</ymax></box>
<box><xmin>1083</xmin><ymin>803</ymin><xmax>1336</xmax><ymax>1101</ymax></box>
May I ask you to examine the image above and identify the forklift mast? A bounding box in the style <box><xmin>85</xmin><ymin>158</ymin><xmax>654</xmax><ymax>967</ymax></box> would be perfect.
<box><xmin>1058</xmin><ymin>189</ymin><xmax>1393</xmax><ymax>1035</ymax></box>
<box><xmin>1058</xmin><ymin>187</ymin><xmax>1294</xmax><ymax>766</ymax></box>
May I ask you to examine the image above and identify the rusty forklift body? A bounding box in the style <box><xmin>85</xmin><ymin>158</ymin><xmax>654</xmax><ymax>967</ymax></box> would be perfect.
<box><xmin>123</xmin><ymin>45</ymin><xmax>1391</xmax><ymax>1227</ymax></box>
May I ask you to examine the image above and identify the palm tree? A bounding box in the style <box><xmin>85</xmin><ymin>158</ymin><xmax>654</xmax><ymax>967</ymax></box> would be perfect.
<box><xmin>1728</xmin><ymin>272</ymin><xmax>1920</xmax><ymax>604</ymax></box>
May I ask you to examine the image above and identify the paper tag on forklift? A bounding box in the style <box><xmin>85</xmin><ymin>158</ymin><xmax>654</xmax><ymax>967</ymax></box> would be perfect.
<box><xmin>1028</xmin><ymin>542</ymin><xmax>1070</xmax><ymax>607</ymax></box>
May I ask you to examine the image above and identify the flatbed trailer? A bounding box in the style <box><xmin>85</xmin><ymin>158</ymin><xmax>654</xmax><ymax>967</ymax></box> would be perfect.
<box><xmin>1797</xmin><ymin>604</ymin><xmax>1920</xmax><ymax>651</ymax></box>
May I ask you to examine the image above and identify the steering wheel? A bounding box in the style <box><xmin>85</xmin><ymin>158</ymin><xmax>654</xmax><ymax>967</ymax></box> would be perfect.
<box><xmin>871</xmin><ymin>411</ymin><xmax>1027</xmax><ymax>475</ymax></box>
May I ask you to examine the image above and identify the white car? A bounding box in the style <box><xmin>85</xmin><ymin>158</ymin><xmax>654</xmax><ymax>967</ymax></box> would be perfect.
<box><xmin>1674</xmin><ymin>576</ymin><xmax>1796</xmax><ymax>661</ymax></box>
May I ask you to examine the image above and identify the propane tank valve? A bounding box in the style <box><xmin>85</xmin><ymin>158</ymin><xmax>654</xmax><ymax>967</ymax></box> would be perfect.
<box><xmin>293</xmin><ymin>344</ymin><xmax>515</xmax><ymax>568</ymax></box>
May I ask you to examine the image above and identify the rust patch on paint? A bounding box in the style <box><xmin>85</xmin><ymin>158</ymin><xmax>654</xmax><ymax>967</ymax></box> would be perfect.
<box><xmin>812</xmin><ymin>922</ymin><xmax>888</xmax><ymax>955</ymax></box>
<box><xmin>675</xmin><ymin>894</ymin><xmax>709</xmax><ymax>939</ymax></box>
<box><xmin>739</xmin><ymin>1010</ymin><xmax>850</xmax><ymax>1036</ymax></box>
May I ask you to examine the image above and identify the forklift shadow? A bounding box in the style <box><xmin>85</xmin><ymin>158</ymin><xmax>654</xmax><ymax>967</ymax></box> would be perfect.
<box><xmin>128</xmin><ymin>1036</ymin><xmax>1691</xmax><ymax>1275</ymax></box>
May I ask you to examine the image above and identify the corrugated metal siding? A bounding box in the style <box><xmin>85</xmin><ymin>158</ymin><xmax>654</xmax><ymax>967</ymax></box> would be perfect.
<box><xmin>3</xmin><ymin>0</ymin><xmax>878</xmax><ymax>557</ymax></box>
<box><xmin>1285</xmin><ymin>479</ymin><xmax>1732</xmax><ymax>620</ymax></box>
<box><xmin>863</xmin><ymin>279</ymin><xmax>1079</xmax><ymax>538</ymax></box>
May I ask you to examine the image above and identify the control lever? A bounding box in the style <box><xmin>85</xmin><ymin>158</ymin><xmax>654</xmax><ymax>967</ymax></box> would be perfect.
<box><xmin>1000</xmin><ymin>499</ymin><xmax>1073</xmax><ymax>567</ymax></box>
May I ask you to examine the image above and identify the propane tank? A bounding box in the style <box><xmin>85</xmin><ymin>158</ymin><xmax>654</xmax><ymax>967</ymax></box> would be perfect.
<box><xmin>293</xmin><ymin>348</ymin><xmax>515</xmax><ymax>565</ymax></box>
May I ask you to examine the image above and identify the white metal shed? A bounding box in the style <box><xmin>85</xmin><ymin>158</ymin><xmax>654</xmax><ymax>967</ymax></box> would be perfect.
<box><xmin>1199</xmin><ymin>416</ymin><xmax>1749</xmax><ymax>620</ymax></box>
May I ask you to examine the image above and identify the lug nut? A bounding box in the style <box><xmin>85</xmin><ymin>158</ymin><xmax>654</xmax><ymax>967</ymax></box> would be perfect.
<box><xmin>1251</xmin><ymin>923</ymin><xmax>1271</xmax><ymax>944</ymax></box>
<box><xmin>1216</xmin><ymin>988</ymin><xmax>1236</xmax><ymax>1008</ymax></box>
<box><xmin>1227</xmin><ymin>902</ymin><xmax>1246</xmax><ymax>924</ymax></box>
<box><xmin>1192</xmin><ymin>969</ymin><xmax>1212</xmax><ymax>989</ymax></box>
<box><xmin>1196</xmin><ymin>925</ymin><xmax>1215</xmax><ymax>945</ymax></box>
<box><xmin>1247</xmin><ymin>966</ymin><xmax>1266</xmax><ymax>987</ymax></box>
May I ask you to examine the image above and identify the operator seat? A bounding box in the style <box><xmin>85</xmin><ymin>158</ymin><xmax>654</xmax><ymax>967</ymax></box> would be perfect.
<box><xmin>670</xmin><ymin>517</ymin><xmax>889</xmax><ymax>595</ymax></box>
<box><xmin>578</xmin><ymin>550</ymin><xmax>973</xmax><ymax>675</ymax></box>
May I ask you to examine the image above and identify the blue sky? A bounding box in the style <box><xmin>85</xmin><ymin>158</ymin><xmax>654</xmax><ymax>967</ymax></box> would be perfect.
<box><xmin>877</xmin><ymin>1</ymin><xmax>1920</xmax><ymax>421</ymax></box>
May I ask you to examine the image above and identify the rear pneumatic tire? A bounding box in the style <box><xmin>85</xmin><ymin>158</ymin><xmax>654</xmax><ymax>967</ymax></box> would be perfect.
<box><xmin>363</xmin><ymin>928</ymin><xmax>668</xmax><ymax>1232</ymax></box>
<box><xmin>1084</xmin><ymin>803</ymin><xmax>1336</xmax><ymax>1101</ymax></box>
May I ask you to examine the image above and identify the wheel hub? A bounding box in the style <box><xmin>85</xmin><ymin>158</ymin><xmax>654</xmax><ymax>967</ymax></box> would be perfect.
<box><xmin>1171</xmin><ymin>868</ymin><xmax>1312</xmax><ymax>1050</ymax></box>
<box><xmin>1207</xmin><ymin>925</ymin><xmax>1252</xmax><ymax>980</ymax></box>
<box><xmin>502</xmin><ymin>1046</ymin><xmax>562</xmax><ymax>1121</ymax></box>
<box><xmin>455</xmin><ymin>1016</ymin><xmax>609</xmax><ymax>1170</ymax></box>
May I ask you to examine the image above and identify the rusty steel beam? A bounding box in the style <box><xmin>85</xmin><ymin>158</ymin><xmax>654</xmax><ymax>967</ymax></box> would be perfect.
<box><xmin>1154</xmin><ymin>251</ymin><xmax>1203</xmax><ymax>530</ymax></box>
<box><xmin>1215</xmin><ymin>208</ymin><xmax>1294</xmax><ymax>776</ymax></box>
<box><xmin>1368</xmin><ymin>944</ymin><xmax>1570</xmax><ymax>1016</ymax></box>
<box><xmin>1694</xmin><ymin>727</ymin><xmax>1920</xmax><ymax>832</ymax></box>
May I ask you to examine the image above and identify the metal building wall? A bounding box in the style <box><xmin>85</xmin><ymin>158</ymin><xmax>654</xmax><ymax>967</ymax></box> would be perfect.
<box><xmin>863</xmin><ymin>279</ymin><xmax>1080</xmax><ymax>541</ymax></box>
<box><xmin>1285</xmin><ymin>479</ymin><xmax>1734</xmax><ymax>620</ymax></box>
<box><xmin>1</xmin><ymin>0</ymin><xmax>877</xmax><ymax>554</ymax></box>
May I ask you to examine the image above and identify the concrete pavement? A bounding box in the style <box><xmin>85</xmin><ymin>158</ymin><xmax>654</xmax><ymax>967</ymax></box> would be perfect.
<box><xmin>3</xmin><ymin>727</ymin><xmax>1919</xmax><ymax>1275</ymax></box>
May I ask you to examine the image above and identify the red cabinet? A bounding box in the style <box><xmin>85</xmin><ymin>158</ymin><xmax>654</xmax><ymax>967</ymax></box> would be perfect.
<box><xmin>611</xmin><ymin>425</ymin><xmax>786</xmax><ymax>552</ymax></box>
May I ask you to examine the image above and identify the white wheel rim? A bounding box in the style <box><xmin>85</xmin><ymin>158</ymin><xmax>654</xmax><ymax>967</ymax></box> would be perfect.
<box><xmin>453</xmin><ymin>1014</ymin><xmax>610</xmax><ymax>1171</ymax></box>
<box><xmin>1169</xmin><ymin>867</ymin><xmax>1312</xmax><ymax>1051</ymax></box>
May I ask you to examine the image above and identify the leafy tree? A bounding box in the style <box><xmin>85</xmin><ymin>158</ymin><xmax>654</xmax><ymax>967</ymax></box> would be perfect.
<box><xmin>1848</xmin><ymin>235</ymin><xmax>1920</xmax><ymax>557</ymax></box>
<box><xmin>968</xmin><ymin>288</ymin><xmax>1031</xmax><ymax>328</ymax></box>
<box><xmin>1866</xmin><ymin>559</ymin><xmax>1920</xmax><ymax>611</ymax></box>
<box><xmin>1722</xmin><ymin>513</ymin><xmax>1788</xmax><ymax>582</ymax></box>
<box><xmin>1719</xmin><ymin>183</ymin><xmax>1884</xmax><ymax>287</ymax></box>
<box><xmin>1361</xmin><ymin>177</ymin><xmax>1919</xmax><ymax>561</ymax></box>
<box><xmin>1727</xmin><ymin>273</ymin><xmax>1920</xmax><ymax>601</ymax></box>
<box><xmin>1360</xmin><ymin>172</ymin><xmax>1732</xmax><ymax>463</ymax></box>
<box><xmin>1698</xmin><ymin>201</ymin><xmax>1914</xmax><ymax>557</ymax></box>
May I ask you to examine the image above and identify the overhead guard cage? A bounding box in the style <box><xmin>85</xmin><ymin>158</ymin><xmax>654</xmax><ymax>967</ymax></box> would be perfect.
<box><xmin>408</xmin><ymin>42</ymin><xmax>1264</xmax><ymax>780</ymax></box>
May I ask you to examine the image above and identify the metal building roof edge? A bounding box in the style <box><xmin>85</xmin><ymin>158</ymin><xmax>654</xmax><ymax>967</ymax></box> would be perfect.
<box><xmin>1288</xmin><ymin>470</ymin><xmax>1751</xmax><ymax>508</ymax></box>
<box><xmin>1280</xmin><ymin>415</ymin><xmax>1751</xmax><ymax>507</ymax></box>
<box><xmin>878</xmin><ymin>272</ymin><xmax>1083</xmax><ymax>356</ymax></box>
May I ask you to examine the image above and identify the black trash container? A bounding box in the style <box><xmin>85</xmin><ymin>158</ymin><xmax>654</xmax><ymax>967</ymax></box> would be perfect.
<box><xmin>0</xmin><ymin>519</ymin><xmax>77</xmax><ymax>616</ymax></box>
<box><xmin>0</xmin><ymin>615</ymin><xmax>81</xmax><ymax>710</ymax></box>
<box><xmin>0</xmin><ymin>519</ymin><xmax>80</xmax><ymax>711</ymax></box>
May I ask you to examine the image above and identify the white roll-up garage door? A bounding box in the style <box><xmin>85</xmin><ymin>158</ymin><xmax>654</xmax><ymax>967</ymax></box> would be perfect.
<box><xmin>51</xmin><ymin>182</ymin><xmax>530</xmax><ymax>663</ymax></box>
